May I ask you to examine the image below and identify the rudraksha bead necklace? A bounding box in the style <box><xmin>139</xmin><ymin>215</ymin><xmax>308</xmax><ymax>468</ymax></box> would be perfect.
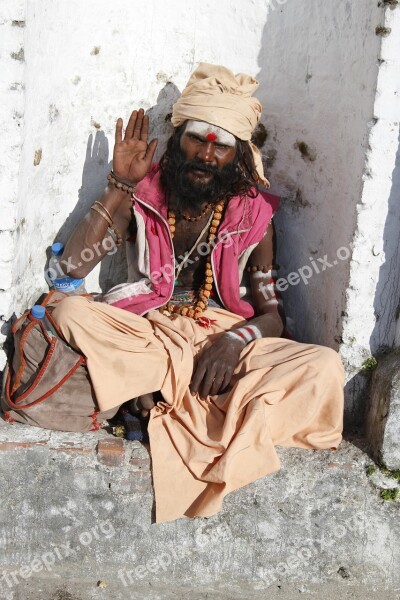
<box><xmin>178</xmin><ymin>203</ymin><xmax>212</xmax><ymax>222</ymax></box>
<box><xmin>160</xmin><ymin>199</ymin><xmax>225</xmax><ymax>320</ymax></box>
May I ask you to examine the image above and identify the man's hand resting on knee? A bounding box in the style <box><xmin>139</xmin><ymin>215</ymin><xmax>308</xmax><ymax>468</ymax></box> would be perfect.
<box><xmin>190</xmin><ymin>335</ymin><xmax>244</xmax><ymax>398</ymax></box>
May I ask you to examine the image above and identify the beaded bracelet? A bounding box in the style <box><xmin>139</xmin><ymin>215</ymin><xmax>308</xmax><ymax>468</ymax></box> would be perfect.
<box><xmin>107</xmin><ymin>171</ymin><xmax>136</xmax><ymax>194</ymax></box>
<box><xmin>246</xmin><ymin>264</ymin><xmax>273</xmax><ymax>273</ymax></box>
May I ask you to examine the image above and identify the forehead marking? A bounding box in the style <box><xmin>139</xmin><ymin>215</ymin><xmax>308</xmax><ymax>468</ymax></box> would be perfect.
<box><xmin>184</xmin><ymin>120</ymin><xmax>236</xmax><ymax>147</ymax></box>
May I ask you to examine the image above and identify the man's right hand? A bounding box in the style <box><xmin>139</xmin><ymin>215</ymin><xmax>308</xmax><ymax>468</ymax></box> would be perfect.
<box><xmin>113</xmin><ymin>108</ymin><xmax>158</xmax><ymax>185</ymax></box>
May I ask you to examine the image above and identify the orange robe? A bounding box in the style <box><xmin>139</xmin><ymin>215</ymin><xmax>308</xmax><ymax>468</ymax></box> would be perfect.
<box><xmin>53</xmin><ymin>296</ymin><xmax>344</xmax><ymax>523</ymax></box>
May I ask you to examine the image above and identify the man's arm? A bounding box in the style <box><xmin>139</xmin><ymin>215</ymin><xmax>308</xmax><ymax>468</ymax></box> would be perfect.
<box><xmin>60</xmin><ymin>109</ymin><xmax>157</xmax><ymax>279</ymax></box>
<box><xmin>190</xmin><ymin>221</ymin><xmax>283</xmax><ymax>399</ymax></box>
<box><xmin>241</xmin><ymin>222</ymin><xmax>284</xmax><ymax>337</ymax></box>
<box><xmin>61</xmin><ymin>187</ymin><xmax>131</xmax><ymax>279</ymax></box>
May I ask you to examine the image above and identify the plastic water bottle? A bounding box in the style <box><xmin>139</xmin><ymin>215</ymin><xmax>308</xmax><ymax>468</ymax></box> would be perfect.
<box><xmin>46</xmin><ymin>242</ymin><xmax>86</xmax><ymax>295</ymax></box>
<box><xmin>31</xmin><ymin>305</ymin><xmax>58</xmax><ymax>338</ymax></box>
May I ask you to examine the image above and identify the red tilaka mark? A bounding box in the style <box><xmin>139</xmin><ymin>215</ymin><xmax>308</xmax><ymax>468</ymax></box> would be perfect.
<box><xmin>206</xmin><ymin>132</ymin><xmax>217</xmax><ymax>142</ymax></box>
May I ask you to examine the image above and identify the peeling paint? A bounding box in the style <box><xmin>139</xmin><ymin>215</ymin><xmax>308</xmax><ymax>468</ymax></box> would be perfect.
<box><xmin>251</xmin><ymin>123</ymin><xmax>268</xmax><ymax>148</ymax></box>
<box><xmin>49</xmin><ymin>104</ymin><xmax>60</xmax><ymax>123</ymax></box>
<box><xmin>294</xmin><ymin>140</ymin><xmax>317</xmax><ymax>162</ymax></box>
<box><xmin>10</xmin><ymin>48</ymin><xmax>24</xmax><ymax>61</ymax></box>
<box><xmin>375</xmin><ymin>25</ymin><xmax>392</xmax><ymax>35</ymax></box>
<box><xmin>33</xmin><ymin>149</ymin><xmax>42</xmax><ymax>166</ymax></box>
<box><xmin>264</xmin><ymin>147</ymin><xmax>277</xmax><ymax>169</ymax></box>
<box><xmin>9</xmin><ymin>82</ymin><xmax>24</xmax><ymax>91</ymax></box>
<box><xmin>378</xmin><ymin>0</ymin><xmax>398</xmax><ymax>7</ymax></box>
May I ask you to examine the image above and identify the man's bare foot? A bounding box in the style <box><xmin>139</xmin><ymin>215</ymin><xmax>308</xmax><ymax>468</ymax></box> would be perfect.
<box><xmin>130</xmin><ymin>393</ymin><xmax>156</xmax><ymax>419</ymax></box>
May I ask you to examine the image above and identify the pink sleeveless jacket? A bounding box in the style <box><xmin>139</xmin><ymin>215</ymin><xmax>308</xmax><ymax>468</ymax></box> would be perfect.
<box><xmin>107</xmin><ymin>164</ymin><xmax>279</xmax><ymax>319</ymax></box>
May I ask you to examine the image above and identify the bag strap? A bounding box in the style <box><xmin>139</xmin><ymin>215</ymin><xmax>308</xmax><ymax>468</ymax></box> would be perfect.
<box><xmin>42</xmin><ymin>290</ymin><xmax>68</xmax><ymax>308</ymax></box>
<box><xmin>5</xmin><ymin>346</ymin><xmax>85</xmax><ymax>410</ymax></box>
<box><xmin>11</xmin><ymin>317</ymin><xmax>52</xmax><ymax>395</ymax></box>
<box><xmin>11</xmin><ymin>293</ymin><xmax>86</xmax><ymax>394</ymax></box>
<box><xmin>6</xmin><ymin>291</ymin><xmax>88</xmax><ymax>409</ymax></box>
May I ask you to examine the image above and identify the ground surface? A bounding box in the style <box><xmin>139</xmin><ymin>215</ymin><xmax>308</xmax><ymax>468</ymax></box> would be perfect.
<box><xmin>0</xmin><ymin>420</ymin><xmax>399</xmax><ymax>600</ymax></box>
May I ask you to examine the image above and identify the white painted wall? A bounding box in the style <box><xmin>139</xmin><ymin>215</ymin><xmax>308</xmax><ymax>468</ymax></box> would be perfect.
<box><xmin>257</xmin><ymin>0</ymin><xmax>383</xmax><ymax>350</ymax></box>
<box><xmin>0</xmin><ymin>0</ymin><xmax>25</xmax><ymax>368</ymax></box>
<box><xmin>0</xmin><ymin>0</ymin><xmax>399</xmax><ymax>427</ymax></box>
<box><xmin>340</xmin><ymin>4</ymin><xmax>400</xmax><ymax>422</ymax></box>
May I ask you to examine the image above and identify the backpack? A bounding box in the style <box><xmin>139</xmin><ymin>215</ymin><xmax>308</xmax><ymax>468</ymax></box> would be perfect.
<box><xmin>0</xmin><ymin>291</ymin><xmax>118</xmax><ymax>432</ymax></box>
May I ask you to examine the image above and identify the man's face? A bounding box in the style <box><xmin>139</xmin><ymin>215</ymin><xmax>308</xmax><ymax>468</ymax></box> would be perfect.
<box><xmin>180</xmin><ymin>123</ymin><xmax>237</xmax><ymax>188</ymax></box>
<box><xmin>161</xmin><ymin>121</ymin><xmax>241</xmax><ymax>209</ymax></box>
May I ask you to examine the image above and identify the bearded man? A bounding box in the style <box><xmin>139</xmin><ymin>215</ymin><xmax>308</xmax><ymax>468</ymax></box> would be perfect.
<box><xmin>53</xmin><ymin>64</ymin><xmax>344</xmax><ymax>523</ymax></box>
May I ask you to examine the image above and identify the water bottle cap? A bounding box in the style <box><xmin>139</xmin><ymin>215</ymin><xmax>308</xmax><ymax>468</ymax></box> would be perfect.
<box><xmin>31</xmin><ymin>305</ymin><xmax>45</xmax><ymax>319</ymax></box>
<box><xmin>51</xmin><ymin>242</ymin><xmax>64</xmax><ymax>256</ymax></box>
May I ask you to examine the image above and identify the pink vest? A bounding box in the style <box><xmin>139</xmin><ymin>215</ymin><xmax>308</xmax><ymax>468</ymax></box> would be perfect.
<box><xmin>108</xmin><ymin>164</ymin><xmax>279</xmax><ymax>319</ymax></box>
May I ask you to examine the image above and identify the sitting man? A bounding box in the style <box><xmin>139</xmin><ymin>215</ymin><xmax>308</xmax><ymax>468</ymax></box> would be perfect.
<box><xmin>53</xmin><ymin>63</ymin><xmax>344</xmax><ymax>523</ymax></box>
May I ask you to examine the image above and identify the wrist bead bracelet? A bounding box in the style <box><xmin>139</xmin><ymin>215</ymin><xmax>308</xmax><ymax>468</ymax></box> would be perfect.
<box><xmin>107</xmin><ymin>171</ymin><xmax>136</xmax><ymax>194</ymax></box>
<box><xmin>246</xmin><ymin>264</ymin><xmax>273</xmax><ymax>273</ymax></box>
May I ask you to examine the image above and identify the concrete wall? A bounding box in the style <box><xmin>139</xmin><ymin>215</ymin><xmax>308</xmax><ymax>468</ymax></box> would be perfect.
<box><xmin>1</xmin><ymin>0</ymin><xmax>399</xmax><ymax>427</ymax></box>
<box><xmin>257</xmin><ymin>0</ymin><xmax>383</xmax><ymax>349</ymax></box>
<box><xmin>0</xmin><ymin>0</ymin><xmax>25</xmax><ymax>368</ymax></box>
<box><xmin>340</xmin><ymin>4</ymin><xmax>400</xmax><ymax>423</ymax></box>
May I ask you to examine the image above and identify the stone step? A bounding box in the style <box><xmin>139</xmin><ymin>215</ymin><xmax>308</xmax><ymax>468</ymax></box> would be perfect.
<box><xmin>0</xmin><ymin>421</ymin><xmax>399</xmax><ymax>600</ymax></box>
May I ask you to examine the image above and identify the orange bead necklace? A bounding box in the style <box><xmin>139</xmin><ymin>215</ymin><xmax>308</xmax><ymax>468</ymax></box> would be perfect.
<box><xmin>160</xmin><ymin>199</ymin><xmax>225</xmax><ymax>320</ymax></box>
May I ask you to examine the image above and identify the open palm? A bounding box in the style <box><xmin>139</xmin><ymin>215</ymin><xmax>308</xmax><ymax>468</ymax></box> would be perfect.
<box><xmin>113</xmin><ymin>108</ymin><xmax>158</xmax><ymax>184</ymax></box>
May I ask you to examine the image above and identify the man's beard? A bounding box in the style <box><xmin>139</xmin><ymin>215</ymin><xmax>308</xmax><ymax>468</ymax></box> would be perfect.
<box><xmin>160</xmin><ymin>147</ymin><xmax>240</xmax><ymax>212</ymax></box>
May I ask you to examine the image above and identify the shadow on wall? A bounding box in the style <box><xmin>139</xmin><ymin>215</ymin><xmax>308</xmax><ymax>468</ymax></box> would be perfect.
<box><xmin>51</xmin><ymin>82</ymin><xmax>180</xmax><ymax>293</ymax></box>
<box><xmin>370</xmin><ymin>129</ymin><xmax>400</xmax><ymax>354</ymax></box>
<box><xmin>254</xmin><ymin>0</ymin><xmax>370</xmax><ymax>434</ymax></box>
<box><xmin>255</xmin><ymin>0</ymin><xmax>318</xmax><ymax>345</ymax></box>
<box><xmin>342</xmin><ymin>132</ymin><xmax>400</xmax><ymax>436</ymax></box>
<box><xmin>340</xmin><ymin>132</ymin><xmax>400</xmax><ymax>437</ymax></box>
<box><xmin>254</xmin><ymin>0</ymin><xmax>378</xmax><ymax>351</ymax></box>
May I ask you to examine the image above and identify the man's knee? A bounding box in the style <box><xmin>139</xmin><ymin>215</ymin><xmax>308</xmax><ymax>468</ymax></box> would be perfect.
<box><xmin>313</xmin><ymin>345</ymin><xmax>344</xmax><ymax>380</ymax></box>
<box><xmin>52</xmin><ymin>296</ymin><xmax>91</xmax><ymax>329</ymax></box>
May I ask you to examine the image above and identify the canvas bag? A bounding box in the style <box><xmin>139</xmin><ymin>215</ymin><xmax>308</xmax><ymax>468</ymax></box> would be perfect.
<box><xmin>0</xmin><ymin>291</ymin><xmax>118</xmax><ymax>432</ymax></box>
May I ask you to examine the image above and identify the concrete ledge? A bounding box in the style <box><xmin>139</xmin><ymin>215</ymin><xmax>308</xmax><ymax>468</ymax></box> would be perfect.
<box><xmin>0</xmin><ymin>421</ymin><xmax>399</xmax><ymax>600</ymax></box>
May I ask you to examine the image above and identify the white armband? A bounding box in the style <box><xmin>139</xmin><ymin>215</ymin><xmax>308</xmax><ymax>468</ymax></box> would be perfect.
<box><xmin>226</xmin><ymin>324</ymin><xmax>263</xmax><ymax>346</ymax></box>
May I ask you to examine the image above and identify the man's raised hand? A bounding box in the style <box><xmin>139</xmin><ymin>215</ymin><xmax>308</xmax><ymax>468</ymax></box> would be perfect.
<box><xmin>113</xmin><ymin>108</ymin><xmax>158</xmax><ymax>185</ymax></box>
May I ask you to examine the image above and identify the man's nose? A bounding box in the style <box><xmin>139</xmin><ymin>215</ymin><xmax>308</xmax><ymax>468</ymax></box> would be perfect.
<box><xmin>197</xmin><ymin>142</ymin><xmax>216</xmax><ymax>163</ymax></box>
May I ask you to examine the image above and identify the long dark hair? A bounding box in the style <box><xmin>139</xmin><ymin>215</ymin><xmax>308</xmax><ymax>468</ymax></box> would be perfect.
<box><xmin>159</xmin><ymin>123</ymin><xmax>259</xmax><ymax>200</ymax></box>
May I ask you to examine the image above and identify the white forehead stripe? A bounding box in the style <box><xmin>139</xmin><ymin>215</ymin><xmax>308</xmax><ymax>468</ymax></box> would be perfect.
<box><xmin>184</xmin><ymin>120</ymin><xmax>236</xmax><ymax>147</ymax></box>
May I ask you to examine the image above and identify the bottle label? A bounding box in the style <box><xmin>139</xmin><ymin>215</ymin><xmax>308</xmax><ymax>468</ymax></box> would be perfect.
<box><xmin>53</xmin><ymin>277</ymin><xmax>85</xmax><ymax>293</ymax></box>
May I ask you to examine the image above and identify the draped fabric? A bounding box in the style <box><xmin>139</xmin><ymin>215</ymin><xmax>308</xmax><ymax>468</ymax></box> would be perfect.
<box><xmin>53</xmin><ymin>296</ymin><xmax>344</xmax><ymax>523</ymax></box>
